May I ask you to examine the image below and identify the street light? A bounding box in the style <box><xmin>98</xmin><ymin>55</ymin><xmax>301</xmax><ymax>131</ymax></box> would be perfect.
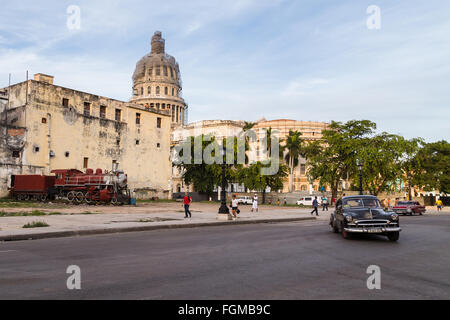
<box><xmin>357</xmin><ymin>159</ymin><xmax>363</xmax><ymax>195</ymax></box>
<box><xmin>218</xmin><ymin>146</ymin><xmax>230</xmax><ymax>214</ymax></box>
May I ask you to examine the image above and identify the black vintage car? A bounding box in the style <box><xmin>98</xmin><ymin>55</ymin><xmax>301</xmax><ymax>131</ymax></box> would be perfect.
<box><xmin>330</xmin><ymin>195</ymin><xmax>401</xmax><ymax>241</ymax></box>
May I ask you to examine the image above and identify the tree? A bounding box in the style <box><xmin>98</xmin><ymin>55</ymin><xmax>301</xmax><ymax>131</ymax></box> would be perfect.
<box><xmin>236</xmin><ymin>161</ymin><xmax>288</xmax><ymax>203</ymax></box>
<box><xmin>283</xmin><ymin>130</ymin><xmax>307</xmax><ymax>193</ymax></box>
<box><xmin>357</xmin><ymin>134</ymin><xmax>422</xmax><ymax>195</ymax></box>
<box><xmin>411</xmin><ymin>140</ymin><xmax>450</xmax><ymax>194</ymax></box>
<box><xmin>307</xmin><ymin>120</ymin><xmax>376</xmax><ymax>199</ymax></box>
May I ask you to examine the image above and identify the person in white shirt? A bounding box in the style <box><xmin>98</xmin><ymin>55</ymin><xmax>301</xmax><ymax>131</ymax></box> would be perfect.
<box><xmin>252</xmin><ymin>194</ymin><xmax>259</xmax><ymax>212</ymax></box>
<box><xmin>230</xmin><ymin>194</ymin><xmax>239</xmax><ymax>220</ymax></box>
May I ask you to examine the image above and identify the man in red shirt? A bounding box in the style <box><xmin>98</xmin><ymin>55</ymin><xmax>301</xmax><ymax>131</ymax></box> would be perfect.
<box><xmin>183</xmin><ymin>192</ymin><xmax>192</xmax><ymax>218</ymax></box>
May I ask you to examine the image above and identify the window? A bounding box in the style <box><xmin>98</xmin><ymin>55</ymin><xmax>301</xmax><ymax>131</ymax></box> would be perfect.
<box><xmin>116</xmin><ymin>139</ymin><xmax>120</xmax><ymax>146</ymax></box>
<box><xmin>84</xmin><ymin>102</ymin><xmax>91</xmax><ymax>116</ymax></box>
<box><xmin>12</xmin><ymin>151</ymin><xmax>20</xmax><ymax>158</ymax></box>
<box><xmin>136</xmin><ymin>113</ymin><xmax>141</xmax><ymax>125</ymax></box>
<box><xmin>148</xmin><ymin>86</ymin><xmax>151</xmax><ymax>95</ymax></box>
<box><xmin>176</xmin><ymin>106</ymin><xmax>179</xmax><ymax>122</ymax></box>
<box><xmin>163</xmin><ymin>66</ymin><xmax>168</xmax><ymax>76</ymax></box>
<box><xmin>157</xmin><ymin>143</ymin><xmax>161</xmax><ymax>148</ymax></box>
<box><xmin>148</xmin><ymin>67</ymin><xmax>153</xmax><ymax>76</ymax></box>
<box><xmin>115</xmin><ymin>109</ymin><xmax>121</xmax><ymax>122</ymax></box>
<box><xmin>157</xmin><ymin>117</ymin><xmax>162</xmax><ymax>128</ymax></box>
<box><xmin>164</xmin><ymin>87</ymin><xmax>168</xmax><ymax>95</ymax></box>
<box><xmin>65</xmin><ymin>152</ymin><xmax>70</xmax><ymax>158</ymax></box>
<box><xmin>300</xmin><ymin>164</ymin><xmax>306</xmax><ymax>175</ymax></box>
<box><xmin>83</xmin><ymin>157</ymin><xmax>89</xmax><ymax>169</ymax></box>
<box><xmin>170</xmin><ymin>67</ymin><xmax>174</xmax><ymax>78</ymax></box>
<box><xmin>172</xmin><ymin>88</ymin><xmax>175</xmax><ymax>96</ymax></box>
<box><xmin>162</xmin><ymin>103</ymin><xmax>165</xmax><ymax>110</ymax></box>
<box><xmin>136</xmin><ymin>140</ymin><xmax>140</xmax><ymax>145</ymax></box>
<box><xmin>34</xmin><ymin>146</ymin><xmax>40</xmax><ymax>153</ymax></box>
<box><xmin>100</xmin><ymin>105</ymin><xmax>106</xmax><ymax>119</ymax></box>
<box><xmin>156</xmin><ymin>86</ymin><xmax>160</xmax><ymax>95</ymax></box>
<box><xmin>150</xmin><ymin>103</ymin><xmax>154</xmax><ymax>108</ymax></box>
<box><xmin>141</xmin><ymin>87</ymin><xmax>143</xmax><ymax>95</ymax></box>
<box><xmin>156</xmin><ymin>66</ymin><xmax>160</xmax><ymax>76</ymax></box>
<box><xmin>156</xmin><ymin>103</ymin><xmax>160</xmax><ymax>109</ymax></box>
<box><xmin>41</xmin><ymin>118</ymin><xmax>47</xmax><ymax>124</ymax></box>
<box><xmin>62</xmin><ymin>98</ymin><xmax>69</xmax><ymax>107</ymax></box>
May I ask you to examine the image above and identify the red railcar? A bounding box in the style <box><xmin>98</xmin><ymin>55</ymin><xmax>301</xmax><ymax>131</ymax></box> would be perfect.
<box><xmin>10</xmin><ymin>167</ymin><xmax>130</xmax><ymax>205</ymax></box>
<box><xmin>10</xmin><ymin>175</ymin><xmax>56</xmax><ymax>201</ymax></box>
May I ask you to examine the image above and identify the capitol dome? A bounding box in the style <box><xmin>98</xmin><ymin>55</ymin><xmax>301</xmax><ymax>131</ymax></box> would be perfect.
<box><xmin>130</xmin><ymin>31</ymin><xmax>187</xmax><ymax>126</ymax></box>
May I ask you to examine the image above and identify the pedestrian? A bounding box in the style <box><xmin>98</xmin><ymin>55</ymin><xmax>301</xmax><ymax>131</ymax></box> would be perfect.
<box><xmin>311</xmin><ymin>196</ymin><xmax>319</xmax><ymax>216</ymax></box>
<box><xmin>251</xmin><ymin>193</ymin><xmax>259</xmax><ymax>213</ymax></box>
<box><xmin>322</xmin><ymin>196</ymin><xmax>329</xmax><ymax>211</ymax></box>
<box><xmin>436</xmin><ymin>198</ymin><xmax>443</xmax><ymax>212</ymax></box>
<box><xmin>230</xmin><ymin>194</ymin><xmax>239</xmax><ymax>220</ymax></box>
<box><xmin>284</xmin><ymin>197</ymin><xmax>287</xmax><ymax>205</ymax></box>
<box><xmin>183</xmin><ymin>192</ymin><xmax>192</xmax><ymax>218</ymax></box>
<box><xmin>277</xmin><ymin>198</ymin><xmax>281</xmax><ymax>206</ymax></box>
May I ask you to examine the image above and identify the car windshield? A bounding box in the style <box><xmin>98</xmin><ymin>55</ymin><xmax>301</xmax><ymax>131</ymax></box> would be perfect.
<box><xmin>343</xmin><ymin>198</ymin><xmax>381</xmax><ymax>208</ymax></box>
<box><xmin>398</xmin><ymin>201</ymin><xmax>414</xmax><ymax>206</ymax></box>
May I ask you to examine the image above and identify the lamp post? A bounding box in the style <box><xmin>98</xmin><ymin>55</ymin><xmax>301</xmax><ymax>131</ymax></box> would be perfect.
<box><xmin>218</xmin><ymin>147</ymin><xmax>230</xmax><ymax>214</ymax></box>
<box><xmin>357</xmin><ymin>159</ymin><xmax>363</xmax><ymax>195</ymax></box>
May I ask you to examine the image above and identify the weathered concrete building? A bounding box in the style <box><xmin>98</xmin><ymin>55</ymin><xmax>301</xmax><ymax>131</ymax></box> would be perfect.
<box><xmin>130</xmin><ymin>31</ymin><xmax>188</xmax><ymax>127</ymax></box>
<box><xmin>0</xmin><ymin>73</ymin><xmax>172</xmax><ymax>199</ymax></box>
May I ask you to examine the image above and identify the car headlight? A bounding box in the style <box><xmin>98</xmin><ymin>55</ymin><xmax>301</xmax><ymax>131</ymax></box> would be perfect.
<box><xmin>391</xmin><ymin>214</ymin><xmax>399</xmax><ymax>221</ymax></box>
<box><xmin>407</xmin><ymin>208</ymin><xmax>412</xmax><ymax>213</ymax></box>
<box><xmin>345</xmin><ymin>215</ymin><xmax>353</xmax><ymax>222</ymax></box>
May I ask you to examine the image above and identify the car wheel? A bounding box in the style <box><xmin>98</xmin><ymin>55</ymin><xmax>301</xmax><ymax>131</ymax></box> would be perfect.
<box><xmin>332</xmin><ymin>220</ymin><xmax>339</xmax><ymax>233</ymax></box>
<box><xmin>387</xmin><ymin>232</ymin><xmax>400</xmax><ymax>242</ymax></box>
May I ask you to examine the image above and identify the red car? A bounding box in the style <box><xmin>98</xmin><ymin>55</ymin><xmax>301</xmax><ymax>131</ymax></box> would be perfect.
<box><xmin>393</xmin><ymin>201</ymin><xmax>426</xmax><ymax>216</ymax></box>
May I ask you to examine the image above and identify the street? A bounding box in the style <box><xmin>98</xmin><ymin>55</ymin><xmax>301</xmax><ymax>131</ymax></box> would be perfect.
<box><xmin>0</xmin><ymin>214</ymin><xmax>449</xmax><ymax>300</ymax></box>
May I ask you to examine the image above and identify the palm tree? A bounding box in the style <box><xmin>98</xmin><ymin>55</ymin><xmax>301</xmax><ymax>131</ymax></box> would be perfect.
<box><xmin>284</xmin><ymin>130</ymin><xmax>306</xmax><ymax>193</ymax></box>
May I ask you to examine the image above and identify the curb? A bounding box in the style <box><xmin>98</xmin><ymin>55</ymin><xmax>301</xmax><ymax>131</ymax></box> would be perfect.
<box><xmin>0</xmin><ymin>216</ymin><xmax>316</xmax><ymax>242</ymax></box>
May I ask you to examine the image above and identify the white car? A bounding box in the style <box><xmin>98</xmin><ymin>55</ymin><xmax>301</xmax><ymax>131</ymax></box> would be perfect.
<box><xmin>237</xmin><ymin>196</ymin><xmax>253</xmax><ymax>205</ymax></box>
<box><xmin>297</xmin><ymin>197</ymin><xmax>314</xmax><ymax>206</ymax></box>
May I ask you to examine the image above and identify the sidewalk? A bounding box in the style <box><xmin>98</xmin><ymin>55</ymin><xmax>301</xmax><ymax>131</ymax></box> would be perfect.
<box><xmin>0</xmin><ymin>203</ymin><xmax>318</xmax><ymax>241</ymax></box>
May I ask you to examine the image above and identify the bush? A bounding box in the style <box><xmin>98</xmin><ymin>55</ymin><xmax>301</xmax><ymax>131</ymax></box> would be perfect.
<box><xmin>23</xmin><ymin>221</ymin><xmax>50</xmax><ymax>228</ymax></box>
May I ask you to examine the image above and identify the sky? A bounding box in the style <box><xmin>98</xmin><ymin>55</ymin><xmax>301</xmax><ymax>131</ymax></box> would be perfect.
<box><xmin>0</xmin><ymin>0</ymin><xmax>449</xmax><ymax>142</ymax></box>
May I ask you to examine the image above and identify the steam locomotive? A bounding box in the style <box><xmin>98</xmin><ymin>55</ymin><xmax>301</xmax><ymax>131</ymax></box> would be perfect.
<box><xmin>10</xmin><ymin>166</ymin><xmax>130</xmax><ymax>205</ymax></box>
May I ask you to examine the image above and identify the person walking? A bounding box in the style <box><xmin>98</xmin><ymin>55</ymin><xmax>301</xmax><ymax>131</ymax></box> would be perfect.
<box><xmin>230</xmin><ymin>194</ymin><xmax>239</xmax><ymax>220</ymax></box>
<box><xmin>436</xmin><ymin>198</ymin><xmax>443</xmax><ymax>212</ymax></box>
<box><xmin>251</xmin><ymin>193</ymin><xmax>259</xmax><ymax>213</ymax></box>
<box><xmin>311</xmin><ymin>196</ymin><xmax>319</xmax><ymax>216</ymax></box>
<box><xmin>183</xmin><ymin>192</ymin><xmax>192</xmax><ymax>218</ymax></box>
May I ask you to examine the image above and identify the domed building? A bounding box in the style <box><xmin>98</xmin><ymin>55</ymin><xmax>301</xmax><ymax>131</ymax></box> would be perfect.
<box><xmin>130</xmin><ymin>31</ymin><xmax>187</xmax><ymax>126</ymax></box>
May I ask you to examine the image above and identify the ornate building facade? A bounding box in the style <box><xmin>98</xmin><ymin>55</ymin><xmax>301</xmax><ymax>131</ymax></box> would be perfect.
<box><xmin>130</xmin><ymin>31</ymin><xmax>188</xmax><ymax>127</ymax></box>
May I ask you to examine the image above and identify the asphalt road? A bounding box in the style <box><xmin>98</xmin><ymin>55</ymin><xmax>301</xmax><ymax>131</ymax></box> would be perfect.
<box><xmin>0</xmin><ymin>215</ymin><xmax>449</xmax><ymax>300</ymax></box>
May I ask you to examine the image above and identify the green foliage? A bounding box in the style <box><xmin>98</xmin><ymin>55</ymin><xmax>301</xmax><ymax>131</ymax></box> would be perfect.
<box><xmin>283</xmin><ymin>130</ymin><xmax>308</xmax><ymax>192</ymax></box>
<box><xmin>23</xmin><ymin>221</ymin><xmax>50</xmax><ymax>228</ymax></box>
<box><xmin>236</xmin><ymin>161</ymin><xmax>288</xmax><ymax>192</ymax></box>
<box><xmin>411</xmin><ymin>140</ymin><xmax>450</xmax><ymax>194</ymax></box>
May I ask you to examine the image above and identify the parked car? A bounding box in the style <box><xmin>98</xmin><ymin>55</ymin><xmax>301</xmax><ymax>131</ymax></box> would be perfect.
<box><xmin>237</xmin><ymin>196</ymin><xmax>253</xmax><ymax>205</ymax></box>
<box><xmin>297</xmin><ymin>197</ymin><xmax>314</xmax><ymax>206</ymax></box>
<box><xmin>329</xmin><ymin>195</ymin><xmax>401</xmax><ymax>241</ymax></box>
<box><xmin>393</xmin><ymin>201</ymin><xmax>426</xmax><ymax>216</ymax></box>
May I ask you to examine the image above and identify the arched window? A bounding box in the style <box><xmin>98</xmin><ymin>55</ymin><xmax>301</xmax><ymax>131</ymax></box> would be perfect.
<box><xmin>140</xmin><ymin>87</ymin><xmax>143</xmax><ymax>95</ymax></box>
<box><xmin>164</xmin><ymin>87</ymin><xmax>168</xmax><ymax>95</ymax></box>
<box><xmin>156</xmin><ymin>66</ymin><xmax>160</xmax><ymax>76</ymax></box>
<box><xmin>163</xmin><ymin>66</ymin><xmax>168</xmax><ymax>76</ymax></box>
<box><xmin>156</xmin><ymin>86</ymin><xmax>160</xmax><ymax>95</ymax></box>
<box><xmin>147</xmin><ymin>86</ymin><xmax>151</xmax><ymax>95</ymax></box>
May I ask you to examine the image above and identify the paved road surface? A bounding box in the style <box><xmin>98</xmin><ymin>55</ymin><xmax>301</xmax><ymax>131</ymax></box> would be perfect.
<box><xmin>0</xmin><ymin>215</ymin><xmax>449</xmax><ymax>299</ymax></box>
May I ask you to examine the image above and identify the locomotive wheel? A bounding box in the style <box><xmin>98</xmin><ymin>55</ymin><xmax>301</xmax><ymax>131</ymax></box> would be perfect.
<box><xmin>23</xmin><ymin>194</ymin><xmax>30</xmax><ymax>201</ymax></box>
<box><xmin>75</xmin><ymin>192</ymin><xmax>84</xmax><ymax>204</ymax></box>
<box><xmin>67</xmin><ymin>191</ymin><xmax>76</xmax><ymax>203</ymax></box>
<box><xmin>40</xmin><ymin>194</ymin><xmax>48</xmax><ymax>202</ymax></box>
<box><xmin>84</xmin><ymin>192</ymin><xmax>93</xmax><ymax>205</ymax></box>
<box><xmin>111</xmin><ymin>197</ymin><xmax>118</xmax><ymax>206</ymax></box>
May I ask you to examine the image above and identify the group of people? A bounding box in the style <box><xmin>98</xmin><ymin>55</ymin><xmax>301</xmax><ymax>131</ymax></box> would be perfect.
<box><xmin>183</xmin><ymin>192</ymin><xmax>259</xmax><ymax>220</ymax></box>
